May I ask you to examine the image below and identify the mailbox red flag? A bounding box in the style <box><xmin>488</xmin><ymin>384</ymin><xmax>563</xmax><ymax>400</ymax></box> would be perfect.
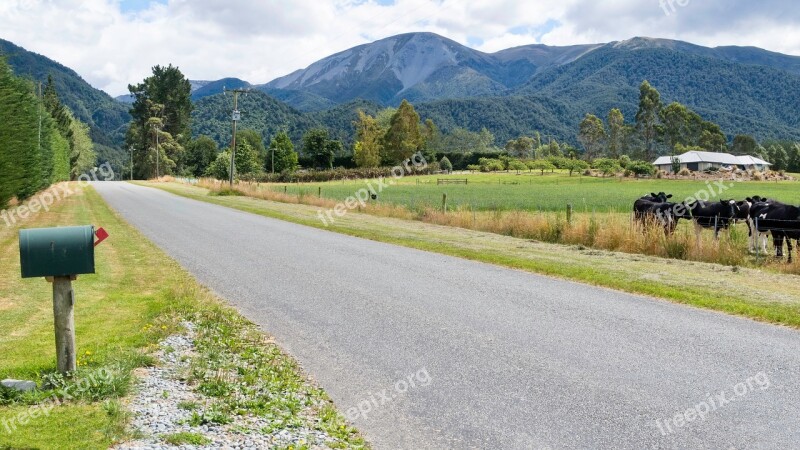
<box><xmin>94</xmin><ymin>227</ymin><xmax>109</xmax><ymax>247</ymax></box>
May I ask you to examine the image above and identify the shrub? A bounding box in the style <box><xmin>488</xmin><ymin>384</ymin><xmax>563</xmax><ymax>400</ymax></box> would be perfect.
<box><xmin>678</xmin><ymin>168</ymin><xmax>691</xmax><ymax>176</ymax></box>
<box><xmin>508</xmin><ymin>160</ymin><xmax>528</xmax><ymax>173</ymax></box>
<box><xmin>592</xmin><ymin>158</ymin><xmax>623</xmax><ymax>177</ymax></box>
<box><xmin>562</xmin><ymin>159</ymin><xmax>589</xmax><ymax>176</ymax></box>
<box><xmin>466</xmin><ymin>164</ymin><xmax>480</xmax><ymax>172</ymax></box>
<box><xmin>627</xmin><ymin>160</ymin><xmax>656</xmax><ymax>177</ymax></box>
<box><xmin>527</xmin><ymin>160</ymin><xmax>557</xmax><ymax>175</ymax></box>
<box><xmin>478</xmin><ymin>158</ymin><xmax>505</xmax><ymax>172</ymax></box>
<box><xmin>439</xmin><ymin>156</ymin><xmax>453</xmax><ymax>173</ymax></box>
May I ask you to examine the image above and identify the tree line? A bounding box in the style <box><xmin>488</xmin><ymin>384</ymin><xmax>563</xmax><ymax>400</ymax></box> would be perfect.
<box><xmin>576</xmin><ymin>80</ymin><xmax>800</xmax><ymax>170</ymax></box>
<box><xmin>127</xmin><ymin>65</ymin><xmax>800</xmax><ymax>180</ymax></box>
<box><xmin>0</xmin><ymin>58</ymin><xmax>95</xmax><ymax>208</ymax></box>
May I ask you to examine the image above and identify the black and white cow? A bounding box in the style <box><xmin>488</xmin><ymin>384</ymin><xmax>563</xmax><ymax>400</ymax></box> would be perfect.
<box><xmin>748</xmin><ymin>197</ymin><xmax>800</xmax><ymax>261</ymax></box>
<box><xmin>675</xmin><ymin>199</ymin><xmax>739</xmax><ymax>244</ymax></box>
<box><xmin>633</xmin><ymin>193</ymin><xmax>677</xmax><ymax>234</ymax></box>
<box><xmin>747</xmin><ymin>196</ymin><xmax>784</xmax><ymax>253</ymax></box>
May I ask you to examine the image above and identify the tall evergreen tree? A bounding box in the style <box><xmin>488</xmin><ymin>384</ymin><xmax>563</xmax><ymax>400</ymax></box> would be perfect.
<box><xmin>635</xmin><ymin>80</ymin><xmax>662</xmax><ymax>160</ymax></box>
<box><xmin>126</xmin><ymin>65</ymin><xmax>192</xmax><ymax>178</ymax></box>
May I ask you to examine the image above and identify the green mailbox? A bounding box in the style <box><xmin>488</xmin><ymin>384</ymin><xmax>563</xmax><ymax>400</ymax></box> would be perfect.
<box><xmin>19</xmin><ymin>226</ymin><xmax>95</xmax><ymax>278</ymax></box>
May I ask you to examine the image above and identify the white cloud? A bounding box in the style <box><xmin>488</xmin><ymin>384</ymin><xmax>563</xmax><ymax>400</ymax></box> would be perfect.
<box><xmin>0</xmin><ymin>0</ymin><xmax>797</xmax><ymax>96</ymax></box>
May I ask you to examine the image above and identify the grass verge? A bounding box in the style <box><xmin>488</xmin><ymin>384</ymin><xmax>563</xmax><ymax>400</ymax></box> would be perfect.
<box><xmin>0</xmin><ymin>183</ymin><xmax>365</xmax><ymax>449</ymax></box>
<box><xmin>143</xmin><ymin>181</ymin><xmax>800</xmax><ymax>329</ymax></box>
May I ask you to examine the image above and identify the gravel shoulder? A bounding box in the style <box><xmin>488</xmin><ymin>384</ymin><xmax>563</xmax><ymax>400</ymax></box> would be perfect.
<box><xmin>116</xmin><ymin>320</ymin><xmax>356</xmax><ymax>449</ymax></box>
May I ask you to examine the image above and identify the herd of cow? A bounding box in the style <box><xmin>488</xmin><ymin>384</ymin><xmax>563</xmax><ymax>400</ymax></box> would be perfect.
<box><xmin>633</xmin><ymin>192</ymin><xmax>800</xmax><ymax>261</ymax></box>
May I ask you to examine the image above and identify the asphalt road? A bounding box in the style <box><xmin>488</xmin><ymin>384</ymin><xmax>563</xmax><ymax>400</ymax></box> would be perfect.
<box><xmin>94</xmin><ymin>182</ymin><xmax>800</xmax><ymax>449</ymax></box>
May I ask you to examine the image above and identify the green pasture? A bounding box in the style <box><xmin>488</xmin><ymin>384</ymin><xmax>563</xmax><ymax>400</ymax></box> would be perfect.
<box><xmin>256</xmin><ymin>172</ymin><xmax>800</xmax><ymax>213</ymax></box>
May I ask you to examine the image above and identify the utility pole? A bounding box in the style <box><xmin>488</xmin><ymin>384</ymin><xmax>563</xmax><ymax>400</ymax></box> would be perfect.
<box><xmin>37</xmin><ymin>82</ymin><xmax>42</xmax><ymax>158</ymax></box>
<box><xmin>129</xmin><ymin>146</ymin><xmax>134</xmax><ymax>180</ymax></box>
<box><xmin>151</xmin><ymin>123</ymin><xmax>161</xmax><ymax>180</ymax></box>
<box><xmin>227</xmin><ymin>88</ymin><xmax>248</xmax><ymax>188</ymax></box>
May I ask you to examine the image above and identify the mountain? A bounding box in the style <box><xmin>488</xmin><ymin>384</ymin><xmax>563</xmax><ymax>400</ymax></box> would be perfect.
<box><xmin>257</xmin><ymin>86</ymin><xmax>335</xmax><ymax>112</ymax></box>
<box><xmin>263</xmin><ymin>32</ymin><xmax>594</xmax><ymax>105</ymax></box>
<box><xmin>515</xmin><ymin>39</ymin><xmax>800</xmax><ymax>139</ymax></box>
<box><xmin>0</xmin><ymin>38</ymin><xmax>130</xmax><ymax>147</ymax></box>
<box><xmin>258</xmin><ymin>33</ymin><xmax>800</xmax><ymax>142</ymax></box>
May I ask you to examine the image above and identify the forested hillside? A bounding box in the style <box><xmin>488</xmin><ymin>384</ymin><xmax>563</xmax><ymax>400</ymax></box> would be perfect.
<box><xmin>192</xmin><ymin>90</ymin><xmax>317</xmax><ymax>147</ymax></box>
<box><xmin>0</xmin><ymin>38</ymin><xmax>129</xmax><ymax>146</ymax></box>
<box><xmin>516</xmin><ymin>44</ymin><xmax>800</xmax><ymax>141</ymax></box>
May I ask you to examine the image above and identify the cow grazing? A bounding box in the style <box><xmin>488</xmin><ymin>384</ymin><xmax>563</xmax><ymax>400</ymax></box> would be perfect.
<box><xmin>748</xmin><ymin>197</ymin><xmax>800</xmax><ymax>261</ymax></box>
<box><xmin>675</xmin><ymin>199</ymin><xmax>739</xmax><ymax>244</ymax></box>
<box><xmin>633</xmin><ymin>193</ymin><xmax>677</xmax><ymax>234</ymax></box>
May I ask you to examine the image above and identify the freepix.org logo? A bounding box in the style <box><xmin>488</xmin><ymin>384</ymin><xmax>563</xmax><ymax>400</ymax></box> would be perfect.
<box><xmin>1</xmin><ymin>163</ymin><xmax>115</xmax><ymax>228</ymax></box>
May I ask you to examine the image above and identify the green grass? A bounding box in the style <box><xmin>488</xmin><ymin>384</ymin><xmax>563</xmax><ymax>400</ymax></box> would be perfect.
<box><xmin>0</xmin><ymin>185</ymin><xmax>194</xmax><ymax>449</ymax></box>
<box><xmin>162</xmin><ymin>431</ymin><xmax>211</xmax><ymax>446</ymax></box>
<box><xmin>146</xmin><ymin>180</ymin><xmax>800</xmax><ymax>329</ymax></box>
<box><xmin>251</xmin><ymin>171</ymin><xmax>800</xmax><ymax>213</ymax></box>
<box><xmin>0</xmin><ymin>184</ymin><xmax>366</xmax><ymax>449</ymax></box>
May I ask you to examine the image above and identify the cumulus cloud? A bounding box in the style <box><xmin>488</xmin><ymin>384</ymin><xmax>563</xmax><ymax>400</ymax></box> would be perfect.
<box><xmin>0</xmin><ymin>0</ymin><xmax>797</xmax><ymax>95</ymax></box>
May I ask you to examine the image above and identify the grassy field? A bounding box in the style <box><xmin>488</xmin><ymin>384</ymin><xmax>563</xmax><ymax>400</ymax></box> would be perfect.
<box><xmin>147</xmin><ymin>181</ymin><xmax>800</xmax><ymax>329</ymax></box>
<box><xmin>195</xmin><ymin>173</ymin><xmax>800</xmax><ymax>274</ymax></box>
<box><xmin>0</xmin><ymin>184</ymin><xmax>364</xmax><ymax>449</ymax></box>
<box><xmin>249</xmin><ymin>171</ymin><xmax>800</xmax><ymax>213</ymax></box>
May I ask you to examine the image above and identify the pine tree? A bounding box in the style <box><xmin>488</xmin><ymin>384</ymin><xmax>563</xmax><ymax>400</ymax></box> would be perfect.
<box><xmin>126</xmin><ymin>65</ymin><xmax>192</xmax><ymax>178</ymax></box>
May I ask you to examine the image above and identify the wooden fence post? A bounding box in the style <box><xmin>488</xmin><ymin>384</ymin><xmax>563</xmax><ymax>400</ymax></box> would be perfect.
<box><xmin>52</xmin><ymin>276</ymin><xmax>76</xmax><ymax>374</ymax></box>
<box><xmin>567</xmin><ymin>203</ymin><xmax>573</xmax><ymax>224</ymax></box>
<box><xmin>442</xmin><ymin>193</ymin><xmax>448</xmax><ymax>213</ymax></box>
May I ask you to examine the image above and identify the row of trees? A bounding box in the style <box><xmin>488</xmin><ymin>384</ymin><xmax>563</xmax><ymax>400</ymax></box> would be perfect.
<box><xmin>0</xmin><ymin>59</ymin><xmax>95</xmax><ymax>207</ymax></box>
<box><xmin>127</xmin><ymin>66</ymin><xmax>797</xmax><ymax>179</ymax></box>
<box><xmin>351</xmin><ymin>100</ymin><xmax>499</xmax><ymax>168</ymax></box>
<box><xmin>468</xmin><ymin>155</ymin><xmax>655</xmax><ymax>177</ymax></box>
<box><xmin>126</xmin><ymin>65</ymin><xmax>305</xmax><ymax>180</ymax></box>
<box><xmin>577</xmin><ymin>81</ymin><xmax>727</xmax><ymax>162</ymax></box>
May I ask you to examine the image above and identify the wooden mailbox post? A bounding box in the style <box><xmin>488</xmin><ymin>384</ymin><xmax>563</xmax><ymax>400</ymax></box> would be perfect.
<box><xmin>19</xmin><ymin>226</ymin><xmax>106</xmax><ymax>374</ymax></box>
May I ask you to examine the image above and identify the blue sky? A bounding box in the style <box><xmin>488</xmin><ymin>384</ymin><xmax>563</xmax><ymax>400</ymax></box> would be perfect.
<box><xmin>0</xmin><ymin>0</ymin><xmax>797</xmax><ymax>95</ymax></box>
<box><xmin>119</xmin><ymin>0</ymin><xmax>166</xmax><ymax>14</ymax></box>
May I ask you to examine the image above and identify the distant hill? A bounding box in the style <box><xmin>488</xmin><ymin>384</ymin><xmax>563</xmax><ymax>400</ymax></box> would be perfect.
<box><xmin>0</xmin><ymin>38</ymin><xmax>130</xmax><ymax>147</ymax></box>
<box><xmin>191</xmin><ymin>77</ymin><xmax>251</xmax><ymax>101</ymax></box>
<box><xmin>192</xmin><ymin>90</ymin><xmax>317</xmax><ymax>147</ymax></box>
